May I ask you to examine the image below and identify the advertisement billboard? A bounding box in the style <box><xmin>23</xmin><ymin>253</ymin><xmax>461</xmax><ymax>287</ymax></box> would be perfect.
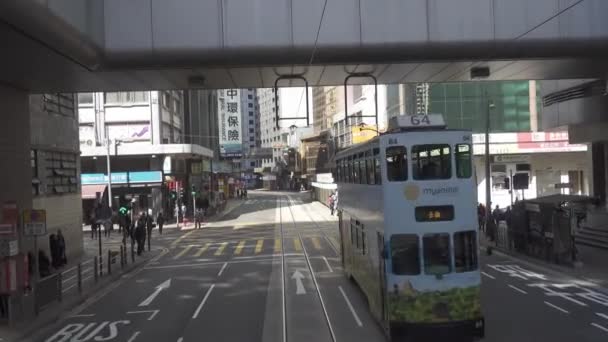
<box><xmin>218</xmin><ymin>89</ymin><xmax>242</xmax><ymax>157</ymax></box>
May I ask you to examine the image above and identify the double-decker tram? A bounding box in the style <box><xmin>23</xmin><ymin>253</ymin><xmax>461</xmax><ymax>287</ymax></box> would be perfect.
<box><xmin>335</xmin><ymin>114</ymin><xmax>484</xmax><ymax>341</ymax></box>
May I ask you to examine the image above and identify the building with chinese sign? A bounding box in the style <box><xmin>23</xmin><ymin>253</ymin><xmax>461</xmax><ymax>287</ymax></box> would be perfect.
<box><xmin>78</xmin><ymin>91</ymin><xmax>214</xmax><ymax>219</ymax></box>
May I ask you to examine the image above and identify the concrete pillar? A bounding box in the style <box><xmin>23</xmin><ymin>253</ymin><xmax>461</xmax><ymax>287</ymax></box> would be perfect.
<box><xmin>591</xmin><ymin>142</ymin><xmax>606</xmax><ymax>202</ymax></box>
<box><xmin>0</xmin><ymin>84</ymin><xmax>33</xmax><ymax>241</ymax></box>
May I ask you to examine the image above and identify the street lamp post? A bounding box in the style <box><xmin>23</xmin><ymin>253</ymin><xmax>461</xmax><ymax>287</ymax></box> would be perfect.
<box><xmin>106</xmin><ymin>138</ymin><xmax>113</xmax><ymax>209</ymax></box>
<box><xmin>485</xmin><ymin>94</ymin><xmax>495</xmax><ymax>238</ymax></box>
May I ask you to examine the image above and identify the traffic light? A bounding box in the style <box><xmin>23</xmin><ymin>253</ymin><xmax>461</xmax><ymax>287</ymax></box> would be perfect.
<box><xmin>191</xmin><ymin>185</ymin><xmax>196</xmax><ymax>196</ymax></box>
<box><xmin>119</xmin><ymin>206</ymin><xmax>128</xmax><ymax>216</ymax></box>
<box><xmin>170</xmin><ymin>190</ymin><xmax>177</xmax><ymax>199</ymax></box>
<box><xmin>178</xmin><ymin>186</ymin><xmax>184</xmax><ymax>200</ymax></box>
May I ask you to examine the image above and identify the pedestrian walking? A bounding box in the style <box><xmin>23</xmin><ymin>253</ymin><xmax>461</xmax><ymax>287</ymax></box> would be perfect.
<box><xmin>156</xmin><ymin>212</ymin><xmax>165</xmax><ymax>235</ymax></box>
<box><xmin>244</xmin><ymin>188</ymin><xmax>248</xmax><ymax>199</ymax></box>
<box><xmin>477</xmin><ymin>203</ymin><xmax>486</xmax><ymax>232</ymax></box>
<box><xmin>90</xmin><ymin>208</ymin><xmax>97</xmax><ymax>239</ymax></box>
<box><xmin>49</xmin><ymin>234</ymin><xmax>60</xmax><ymax>269</ymax></box>
<box><xmin>201</xmin><ymin>197</ymin><xmax>210</xmax><ymax>218</ymax></box>
<box><xmin>57</xmin><ymin>229</ymin><xmax>67</xmax><ymax>266</ymax></box>
<box><xmin>195</xmin><ymin>209</ymin><xmax>203</xmax><ymax>229</ymax></box>
<box><xmin>135</xmin><ymin>213</ymin><xmax>146</xmax><ymax>255</ymax></box>
<box><xmin>328</xmin><ymin>193</ymin><xmax>336</xmax><ymax>216</ymax></box>
<box><xmin>146</xmin><ymin>211</ymin><xmax>154</xmax><ymax>251</ymax></box>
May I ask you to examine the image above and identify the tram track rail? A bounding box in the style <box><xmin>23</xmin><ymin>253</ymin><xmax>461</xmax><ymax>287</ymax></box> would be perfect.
<box><xmin>279</xmin><ymin>195</ymin><xmax>337</xmax><ymax>342</ymax></box>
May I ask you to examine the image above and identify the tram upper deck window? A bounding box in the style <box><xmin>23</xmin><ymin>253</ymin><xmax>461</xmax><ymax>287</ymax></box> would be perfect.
<box><xmin>454</xmin><ymin>231</ymin><xmax>478</xmax><ymax>272</ymax></box>
<box><xmin>412</xmin><ymin>145</ymin><xmax>451</xmax><ymax>180</ymax></box>
<box><xmin>390</xmin><ymin>234</ymin><xmax>420</xmax><ymax>275</ymax></box>
<box><xmin>455</xmin><ymin>144</ymin><xmax>472</xmax><ymax>178</ymax></box>
<box><xmin>386</xmin><ymin>146</ymin><xmax>407</xmax><ymax>181</ymax></box>
<box><xmin>423</xmin><ymin>233</ymin><xmax>451</xmax><ymax>275</ymax></box>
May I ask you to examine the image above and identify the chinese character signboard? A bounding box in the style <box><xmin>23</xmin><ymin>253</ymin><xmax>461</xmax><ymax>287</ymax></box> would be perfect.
<box><xmin>218</xmin><ymin>89</ymin><xmax>242</xmax><ymax>157</ymax></box>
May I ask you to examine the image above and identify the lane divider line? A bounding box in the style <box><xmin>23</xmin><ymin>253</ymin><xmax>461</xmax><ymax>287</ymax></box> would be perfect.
<box><xmin>338</xmin><ymin>286</ymin><xmax>363</xmax><ymax>327</ymax></box>
<box><xmin>544</xmin><ymin>301</ymin><xmax>569</xmax><ymax>314</ymax></box>
<box><xmin>192</xmin><ymin>284</ymin><xmax>216</xmax><ymax>319</ymax></box>
<box><xmin>481</xmin><ymin>272</ymin><xmax>495</xmax><ymax>279</ymax></box>
<box><xmin>127</xmin><ymin>331</ymin><xmax>141</xmax><ymax>342</ymax></box>
<box><xmin>215</xmin><ymin>242</ymin><xmax>228</xmax><ymax>256</ymax></box>
<box><xmin>596</xmin><ymin>312</ymin><xmax>608</xmax><ymax>320</ymax></box>
<box><xmin>591</xmin><ymin>322</ymin><xmax>608</xmax><ymax>333</ymax></box>
<box><xmin>508</xmin><ymin>284</ymin><xmax>527</xmax><ymax>294</ymax></box>
<box><xmin>322</xmin><ymin>256</ymin><xmax>334</xmax><ymax>273</ymax></box>
<box><xmin>217</xmin><ymin>262</ymin><xmax>228</xmax><ymax>277</ymax></box>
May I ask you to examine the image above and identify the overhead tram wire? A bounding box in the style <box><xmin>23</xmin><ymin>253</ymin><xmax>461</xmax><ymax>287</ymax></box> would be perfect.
<box><xmin>291</xmin><ymin>0</ymin><xmax>329</xmax><ymax>126</ymax></box>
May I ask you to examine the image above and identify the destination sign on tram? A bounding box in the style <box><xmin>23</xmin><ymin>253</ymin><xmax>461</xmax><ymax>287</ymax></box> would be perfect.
<box><xmin>388</xmin><ymin>114</ymin><xmax>446</xmax><ymax>130</ymax></box>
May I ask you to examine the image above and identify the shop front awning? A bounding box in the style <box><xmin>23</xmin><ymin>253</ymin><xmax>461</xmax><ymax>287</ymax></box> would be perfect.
<box><xmin>81</xmin><ymin>184</ymin><xmax>106</xmax><ymax>199</ymax></box>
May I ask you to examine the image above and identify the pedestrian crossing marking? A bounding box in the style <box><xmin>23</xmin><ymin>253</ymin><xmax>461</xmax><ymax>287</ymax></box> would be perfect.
<box><xmin>194</xmin><ymin>243</ymin><xmax>210</xmax><ymax>257</ymax></box>
<box><xmin>255</xmin><ymin>239</ymin><xmax>264</xmax><ymax>254</ymax></box>
<box><xmin>215</xmin><ymin>242</ymin><xmax>228</xmax><ymax>256</ymax></box>
<box><xmin>293</xmin><ymin>238</ymin><xmax>302</xmax><ymax>252</ymax></box>
<box><xmin>234</xmin><ymin>240</ymin><xmax>246</xmax><ymax>255</ymax></box>
<box><xmin>174</xmin><ymin>245</ymin><xmax>196</xmax><ymax>260</ymax></box>
<box><xmin>274</xmin><ymin>238</ymin><xmax>282</xmax><ymax>253</ymax></box>
<box><xmin>311</xmin><ymin>237</ymin><xmax>322</xmax><ymax>250</ymax></box>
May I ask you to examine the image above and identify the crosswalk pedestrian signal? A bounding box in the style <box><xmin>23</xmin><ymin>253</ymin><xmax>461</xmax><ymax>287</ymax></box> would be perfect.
<box><xmin>119</xmin><ymin>206</ymin><xmax>128</xmax><ymax>216</ymax></box>
<box><xmin>170</xmin><ymin>190</ymin><xmax>177</xmax><ymax>199</ymax></box>
<box><xmin>191</xmin><ymin>185</ymin><xmax>196</xmax><ymax>196</ymax></box>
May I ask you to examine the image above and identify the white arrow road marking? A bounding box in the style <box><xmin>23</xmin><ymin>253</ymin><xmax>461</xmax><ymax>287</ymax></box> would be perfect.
<box><xmin>127</xmin><ymin>310</ymin><xmax>160</xmax><ymax>320</ymax></box>
<box><xmin>138</xmin><ymin>279</ymin><xmax>171</xmax><ymax>307</ymax></box>
<box><xmin>292</xmin><ymin>270</ymin><xmax>306</xmax><ymax>295</ymax></box>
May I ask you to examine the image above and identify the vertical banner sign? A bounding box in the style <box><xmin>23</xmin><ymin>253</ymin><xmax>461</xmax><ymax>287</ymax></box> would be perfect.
<box><xmin>217</xmin><ymin>89</ymin><xmax>242</xmax><ymax>157</ymax></box>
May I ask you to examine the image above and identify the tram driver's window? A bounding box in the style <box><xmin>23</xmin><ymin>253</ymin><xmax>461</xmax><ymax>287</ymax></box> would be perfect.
<box><xmin>454</xmin><ymin>231</ymin><xmax>478</xmax><ymax>272</ymax></box>
<box><xmin>386</xmin><ymin>146</ymin><xmax>408</xmax><ymax>181</ymax></box>
<box><xmin>423</xmin><ymin>233</ymin><xmax>451</xmax><ymax>275</ymax></box>
<box><xmin>412</xmin><ymin>145</ymin><xmax>451</xmax><ymax>180</ymax></box>
<box><xmin>390</xmin><ymin>235</ymin><xmax>420</xmax><ymax>275</ymax></box>
<box><xmin>455</xmin><ymin>144</ymin><xmax>472</xmax><ymax>178</ymax></box>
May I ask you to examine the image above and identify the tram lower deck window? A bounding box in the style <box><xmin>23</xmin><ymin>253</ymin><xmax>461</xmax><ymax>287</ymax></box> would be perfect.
<box><xmin>390</xmin><ymin>235</ymin><xmax>420</xmax><ymax>275</ymax></box>
<box><xmin>423</xmin><ymin>233</ymin><xmax>451</xmax><ymax>275</ymax></box>
<box><xmin>454</xmin><ymin>231</ymin><xmax>478</xmax><ymax>272</ymax></box>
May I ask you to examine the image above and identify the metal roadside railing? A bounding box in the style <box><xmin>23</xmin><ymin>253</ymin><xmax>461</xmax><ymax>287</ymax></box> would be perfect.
<box><xmin>34</xmin><ymin>243</ymin><xmax>135</xmax><ymax>315</ymax></box>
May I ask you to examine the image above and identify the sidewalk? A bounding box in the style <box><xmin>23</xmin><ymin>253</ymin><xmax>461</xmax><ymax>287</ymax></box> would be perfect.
<box><xmin>0</xmin><ymin>233</ymin><xmax>162</xmax><ymax>342</ymax></box>
<box><xmin>480</xmin><ymin>231</ymin><xmax>608</xmax><ymax>289</ymax></box>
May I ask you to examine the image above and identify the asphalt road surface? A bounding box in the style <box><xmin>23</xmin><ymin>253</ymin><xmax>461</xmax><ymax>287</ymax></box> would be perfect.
<box><xmin>35</xmin><ymin>191</ymin><xmax>608</xmax><ymax>342</ymax></box>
